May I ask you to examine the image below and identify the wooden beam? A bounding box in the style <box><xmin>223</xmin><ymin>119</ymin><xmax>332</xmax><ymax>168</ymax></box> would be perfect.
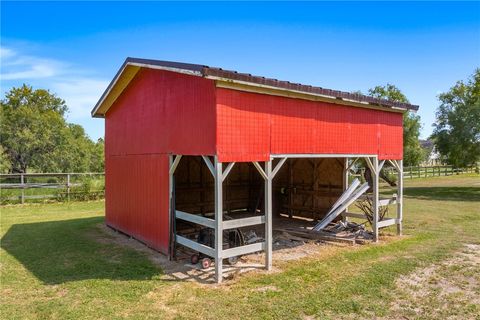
<box><xmin>271</xmin><ymin>157</ymin><xmax>287</xmax><ymax>179</ymax></box>
<box><xmin>397</xmin><ymin>159</ymin><xmax>404</xmax><ymax>236</ymax></box>
<box><xmin>176</xmin><ymin>235</ymin><xmax>215</xmax><ymax>258</ymax></box>
<box><xmin>223</xmin><ymin>215</ymin><xmax>265</xmax><ymax>230</ymax></box>
<box><xmin>169</xmin><ymin>155</ymin><xmax>183</xmax><ymax>175</ymax></box>
<box><xmin>222</xmin><ymin>162</ymin><xmax>236</xmax><ymax>182</ymax></box>
<box><xmin>222</xmin><ymin>242</ymin><xmax>265</xmax><ymax>259</ymax></box>
<box><xmin>202</xmin><ymin>156</ymin><xmax>215</xmax><ymax>177</ymax></box>
<box><xmin>253</xmin><ymin>162</ymin><xmax>268</xmax><ymax>180</ymax></box>
<box><xmin>214</xmin><ymin>156</ymin><xmax>224</xmax><ymax>283</ymax></box>
<box><xmin>378</xmin><ymin>160</ymin><xmax>386</xmax><ymax>174</ymax></box>
<box><xmin>175</xmin><ymin>210</ymin><xmax>216</xmax><ymax>229</ymax></box>
<box><xmin>377</xmin><ymin>218</ymin><xmax>399</xmax><ymax>228</ymax></box>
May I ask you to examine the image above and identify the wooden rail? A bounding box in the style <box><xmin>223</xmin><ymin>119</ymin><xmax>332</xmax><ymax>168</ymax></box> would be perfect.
<box><xmin>384</xmin><ymin>165</ymin><xmax>477</xmax><ymax>179</ymax></box>
<box><xmin>0</xmin><ymin>173</ymin><xmax>104</xmax><ymax>204</ymax></box>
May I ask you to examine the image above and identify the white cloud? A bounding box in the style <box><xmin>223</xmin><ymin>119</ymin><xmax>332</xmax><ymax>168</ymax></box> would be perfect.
<box><xmin>53</xmin><ymin>78</ymin><xmax>109</xmax><ymax>120</ymax></box>
<box><xmin>0</xmin><ymin>47</ymin><xmax>16</xmax><ymax>59</ymax></box>
<box><xmin>1</xmin><ymin>47</ymin><xmax>67</xmax><ymax>80</ymax></box>
<box><xmin>1</xmin><ymin>45</ymin><xmax>108</xmax><ymax>121</ymax></box>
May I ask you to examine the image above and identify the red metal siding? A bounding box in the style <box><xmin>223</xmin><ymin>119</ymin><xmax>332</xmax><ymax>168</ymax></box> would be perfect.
<box><xmin>216</xmin><ymin>88</ymin><xmax>403</xmax><ymax>162</ymax></box>
<box><xmin>105</xmin><ymin>154</ymin><xmax>170</xmax><ymax>253</ymax></box>
<box><xmin>105</xmin><ymin>69</ymin><xmax>216</xmax><ymax>254</ymax></box>
<box><xmin>105</xmin><ymin>69</ymin><xmax>216</xmax><ymax>157</ymax></box>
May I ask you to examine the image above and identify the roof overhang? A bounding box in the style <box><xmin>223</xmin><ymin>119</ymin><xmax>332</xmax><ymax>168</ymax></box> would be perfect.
<box><xmin>91</xmin><ymin>57</ymin><xmax>419</xmax><ymax>118</ymax></box>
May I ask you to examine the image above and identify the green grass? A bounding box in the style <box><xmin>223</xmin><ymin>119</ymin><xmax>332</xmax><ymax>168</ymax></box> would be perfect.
<box><xmin>1</xmin><ymin>174</ymin><xmax>479</xmax><ymax>319</ymax></box>
<box><xmin>1</xmin><ymin>177</ymin><xmax>105</xmax><ymax>204</ymax></box>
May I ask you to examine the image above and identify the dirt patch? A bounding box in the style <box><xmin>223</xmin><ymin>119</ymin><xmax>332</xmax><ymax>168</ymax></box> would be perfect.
<box><xmin>391</xmin><ymin>243</ymin><xmax>480</xmax><ymax>318</ymax></box>
<box><xmin>89</xmin><ymin>222</ymin><xmax>348</xmax><ymax>285</ymax></box>
<box><xmin>89</xmin><ymin>223</ymin><xmax>269</xmax><ymax>284</ymax></box>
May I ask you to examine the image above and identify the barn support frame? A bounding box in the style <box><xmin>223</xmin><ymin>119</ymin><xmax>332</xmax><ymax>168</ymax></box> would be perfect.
<box><xmin>170</xmin><ymin>154</ymin><xmax>404</xmax><ymax>282</ymax></box>
<box><xmin>341</xmin><ymin>156</ymin><xmax>404</xmax><ymax>241</ymax></box>
<box><xmin>169</xmin><ymin>154</ymin><xmax>287</xmax><ymax>283</ymax></box>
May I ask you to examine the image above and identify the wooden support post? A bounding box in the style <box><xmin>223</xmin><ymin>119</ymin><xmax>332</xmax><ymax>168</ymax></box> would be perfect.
<box><xmin>288</xmin><ymin>159</ymin><xmax>293</xmax><ymax>218</ymax></box>
<box><xmin>169</xmin><ymin>155</ymin><xmax>174</xmax><ymax>260</ymax></box>
<box><xmin>342</xmin><ymin>157</ymin><xmax>349</xmax><ymax>222</ymax></box>
<box><xmin>372</xmin><ymin>157</ymin><xmax>379</xmax><ymax>242</ymax></box>
<box><xmin>214</xmin><ymin>156</ymin><xmax>224</xmax><ymax>283</ymax></box>
<box><xmin>265</xmin><ymin>160</ymin><xmax>273</xmax><ymax>271</ymax></box>
<box><xmin>20</xmin><ymin>173</ymin><xmax>25</xmax><ymax>204</ymax></box>
<box><xmin>66</xmin><ymin>174</ymin><xmax>71</xmax><ymax>202</ymax></box>
<box><xmin>397</xmin><ymin>160</ymin><xmax>403</xmax><ymax>236</ymax></box>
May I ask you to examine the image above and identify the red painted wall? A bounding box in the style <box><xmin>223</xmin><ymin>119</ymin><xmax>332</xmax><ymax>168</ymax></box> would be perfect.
<box><xmin>104</xmin><ymin>70</ymin><xmax>404</xmax><ymax>254</ymax></box>
<box><xmin>105</xmin><ymin>154</ymin><xmax>169</xmax><ymax>252</ymax></box>
<box><xmin>216</xmin><ymin>88</ymin><xmax>403</xmax><ymax>162</ymax></box>
<box><xmin>106</xmin><ymin>69</ymin><xmax>217</xmax><ymax>157</ymax></box>
<box><xmin>105</xmin><ymin>69</ymin><xmax>216</xmax><ymax>254</ymax></box>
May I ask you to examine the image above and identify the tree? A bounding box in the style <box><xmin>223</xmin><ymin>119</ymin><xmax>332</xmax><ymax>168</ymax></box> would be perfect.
<box><xmin>368</xmin><ymin>84</ymin><xmax>424</xmax><ymax>166</ymax></box>
<box><xmin>431</xmin><ymin>69</ymin><xmax>480</xmax><ymax>167</ymax></box>
<box><xmin>0</xmin><ymin>146</ymin><xmax>10</xmax><ymax>174</ymax></box>
<box><xmin>1</xmin><ymin>85</ymin><xmax>69</xmax><ymax>173</ymax></box>
<box><xmin>1</xmin><ymin>84</ymin><xmax>104</xmax><ymax>173</ymax></box>
<box><xmin>90</xmin><ymin>138</ymin><xmax>105</xmax><ymax>172</ymax></box>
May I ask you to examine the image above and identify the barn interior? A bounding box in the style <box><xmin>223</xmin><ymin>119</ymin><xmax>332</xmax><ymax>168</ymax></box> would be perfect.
<box><xmin>172</xmin><ymin>156</ymin><xmax>345</xmax><ymax>257</ymax></box>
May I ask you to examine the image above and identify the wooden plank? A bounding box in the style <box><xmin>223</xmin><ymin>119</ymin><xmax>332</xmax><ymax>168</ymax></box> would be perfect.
<box><xmin>253</xmin><ymin>162</ymin><xmax>268</xmax><ymax>180</ymax></box>
<box><xmin>175</xmin><ymin>235</ymin><xmax>215</xmax><ymax>257</ymax></box>
<box><xmin>201</xmin><ymin>156</ymin><xmax>215</xmax><ymax>177</ymax></box>
<box><xmin>222</xmin><ymin>162</ymin><xmax>236</xmax><ymax>182</ymax></box>
<box><xmin>175</xmin><ymin>210</ymin><xmax>215</xmax><ymax>229</ymax></box>
<box><xmin>379</xmin><ymin>198</ymin><xmax>397</xmax><ymax>206</ymax></box>
<box><xmin>223</xmin><ymin>215</ymin><xmax>265</xmax><ymax>229</ymax></box>
<box><xmin>342</xmin><ymin>212</ymin><xmax>368</xmax><ymax>219</ymax></box>
<box><xmin>279</xmin><ymin>229</ymin><xmax>356</xmax><ymax>245</ymax></box>
<box><xmin>222</xmin><ymin>242</ymin><xmax>265</xmax><ymax>259</ymax></box>
<box><xmin>313</xmin><ymin>182</ymin><xmax>369</xmax><ymax>231</ymax></box>
<box><xmin>378</xmin><ymin>218</ymin><xmax>399</xmax><ymax>228</ymax></box>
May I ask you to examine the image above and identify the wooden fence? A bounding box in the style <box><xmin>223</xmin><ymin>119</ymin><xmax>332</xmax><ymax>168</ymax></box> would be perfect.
<box><xmin>0</xmin><ymin>173</ymin><xmax>104</xmax><ymax>204</ymax></box>
<box><xmin>385</xmin><ymin>165</ymin><xmax>478</xmax><ymax>179</ymax></box>
<box><xmin>1</xmin><ymin>165</ymin><xmax>477</xmax><ymax>204</ymax></box>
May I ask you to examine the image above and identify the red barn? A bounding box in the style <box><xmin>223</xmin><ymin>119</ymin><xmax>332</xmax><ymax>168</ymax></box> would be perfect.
<box><xmin>92</xmin><ymin>58</ymin><xmax>418</xmax><ymax>282</ymax></box>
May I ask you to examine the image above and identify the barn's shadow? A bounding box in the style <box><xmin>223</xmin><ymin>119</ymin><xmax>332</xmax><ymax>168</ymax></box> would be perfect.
<box><xmin>1</xmin><ymin>217</ymin><xmax>161</xmax><ymax>285</ymax></box>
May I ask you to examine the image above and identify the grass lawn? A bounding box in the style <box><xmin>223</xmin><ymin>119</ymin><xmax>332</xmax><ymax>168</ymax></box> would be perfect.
<box><xmin>1</xmin><ymin>174</ymin><xmax>479</xmax><ymax>319</ymax></box>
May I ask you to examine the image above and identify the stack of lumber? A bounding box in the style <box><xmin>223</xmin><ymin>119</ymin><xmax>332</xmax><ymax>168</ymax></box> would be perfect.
<box><xmin>312</xmin><ymin>179</ymin><xmax>369</xmax><ymax>231</ymax></box>
<box><xmin>276</xmin><ymin>221</ymin><xmax>372</xmax><ymax>246</ymax></box>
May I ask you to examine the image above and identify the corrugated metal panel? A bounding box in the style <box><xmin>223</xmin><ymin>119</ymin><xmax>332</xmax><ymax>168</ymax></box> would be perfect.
<box><xmin>216</xmin><ymin>88</ymin><xmax>403</xmax><ymax>162</ymax></box>
<box><xmin>105</xmin><ymin>154</ymin><xmax>170</xmax><ymax>253</ymax></box>
<box><xmin>104</xmin><ymin>69</ymin><xmax>217</xmax><ymax>254</ymax></box>
<box><xmin>105</xmin><ymin>68</ymin><xmax>216</xmax><ymax>157</ymax></box>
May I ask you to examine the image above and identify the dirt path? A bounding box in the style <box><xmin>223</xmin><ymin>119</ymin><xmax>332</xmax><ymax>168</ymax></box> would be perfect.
<box><xmin>390</xmin><ymin>244</ymin><xmax>480</xmax><ymax>319</ymax></box>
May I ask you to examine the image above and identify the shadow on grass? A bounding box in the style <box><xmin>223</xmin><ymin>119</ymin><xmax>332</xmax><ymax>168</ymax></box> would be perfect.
<box><xmin>404</xmin><ymin>186</ymin><xmax>480</xmax><ymax>202</ymax></box>
<box><xmin>1</xmin><ymin>217</ymin><xmax>161</xmax><ymax>285</ymax></box>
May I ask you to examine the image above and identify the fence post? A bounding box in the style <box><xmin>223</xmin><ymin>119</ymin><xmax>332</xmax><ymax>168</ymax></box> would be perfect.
<box><xmin>67</xmin><ymin>174</ymin><xmax>71</xmax><ymax>202</ymax></box>
<box><xmin>20</xmin><ymin>173</ymin><xmax>25</xmax><ymax>204</ymax></box>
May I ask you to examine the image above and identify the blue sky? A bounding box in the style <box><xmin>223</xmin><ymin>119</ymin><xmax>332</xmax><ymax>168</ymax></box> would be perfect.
<box><xmin>1</xmin><ymin>1</ymin><xmax>479</xmax><ymax>141</ymax></box>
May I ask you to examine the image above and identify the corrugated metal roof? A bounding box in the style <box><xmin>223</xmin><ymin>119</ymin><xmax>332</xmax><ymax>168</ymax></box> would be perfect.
<box><xmin>92</xmin><ymin>57</ymin><xmax>419</xmax><ymax>117</ymax></box>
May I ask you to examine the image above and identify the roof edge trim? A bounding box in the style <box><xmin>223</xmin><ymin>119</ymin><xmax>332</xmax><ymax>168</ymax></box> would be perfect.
<box><xmin>91</xmin><ymin>57</ymin><xmax>419</xmax><ymax>118</ymax></box>
<box><xmin>213</xmin><ymin>79</ymin><xmax>406</xmax><ymax>113</ymax></box>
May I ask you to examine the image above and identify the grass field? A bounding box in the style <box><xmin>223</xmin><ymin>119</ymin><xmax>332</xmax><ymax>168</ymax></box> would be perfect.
<box><xmin>1</xmin><ymin>174</ymin><xmax>479</xmax><ymax>319</ymax></box>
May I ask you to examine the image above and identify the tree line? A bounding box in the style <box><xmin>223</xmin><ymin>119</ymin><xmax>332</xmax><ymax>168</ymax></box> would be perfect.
<box><xmin>1</xmin><ymin>85</ymin><xmax>104</xmax><ymax>173</ymax></box>
<box><xmin>359</xmin><ymin>68</ymin><xmax>479</xmax><ymax>168</ymax></box>
<box><xmin>1</xmin><ymin>69</ymin><xmax>478</xmax><ymax>173</ymax></box>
